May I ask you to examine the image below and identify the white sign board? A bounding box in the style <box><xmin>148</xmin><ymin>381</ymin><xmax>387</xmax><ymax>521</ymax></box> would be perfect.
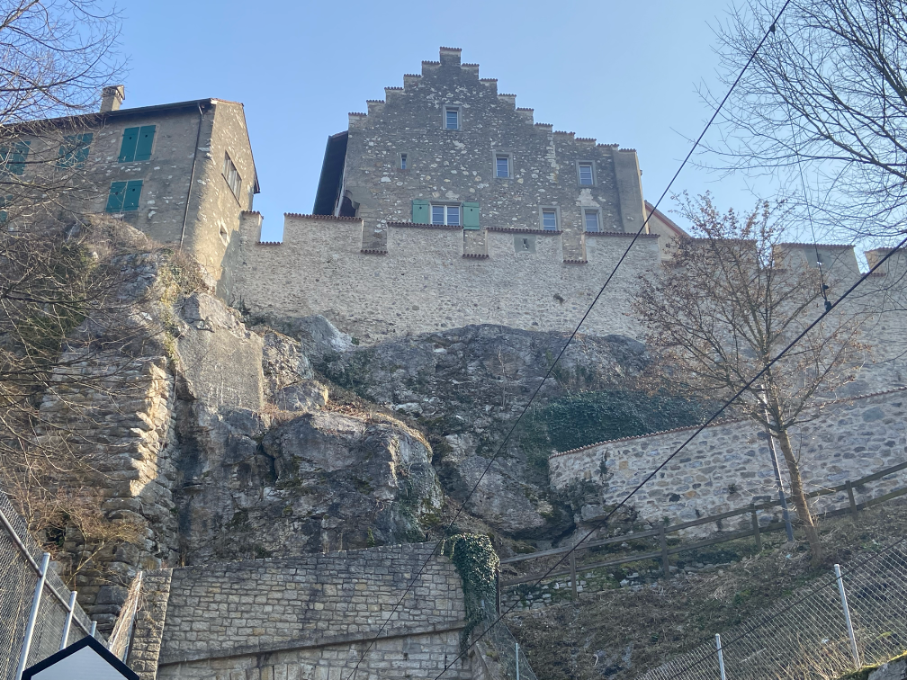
<box><xmin>22</xmin><ymin>637</ymin><xmax>139</xmax><ymax>680</ymax></box>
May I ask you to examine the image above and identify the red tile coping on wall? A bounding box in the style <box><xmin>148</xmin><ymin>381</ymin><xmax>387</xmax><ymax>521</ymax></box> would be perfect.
<box><xmin>535</xmin><ymin>123</ymin><xmax>553</xmax><ymax>127</ymax></box>
<box><xmin>257</xmin><ymin>241</ymin><xmax>282</xmax><ymax>246</ymax></box>
<box><xmin>576</xmin><ymin>137</ymin><xmax>596</xmax><ymax>143</ymax></box>
<box><xmin>516</xmin><ymin>107</ymin><xmax>534</xmax><ymax>112</ymax></box>
<box><xmin>241</xmin><ymin>210</ymin><xmax>261</xmax><ymax>216</ymax></box>
<box><xmin>486</xmin><ymin>226</ymin><xmax>563</xmax><ymax>235</ymax></box>
<box><xmin>619</xmin><ymin>148</ymin><xmax>637</xmax><ymax>152</ymax></box>
<box><xmin>463</xmin><ymin>253</ymin><xmax>489</xmax><ymax>259</ymax></box>
<box><xmin>598</xmin><ymin>143</ymin><xmax>620</xmax><ymax>147</ymax></box>
<box><xmin>499</xmin><ymin>93</ymin><xmax>517</xmax><ymax>97</ymax></box>
<box><xmin>550</xmin><ymin>387</ymin><xmax>907</xmax><ymax>459</ymax></box>
<box><xmin>386</xmin><ymin>221</ymin><xmax>462</xmax><ymax>230</ymax></box>
<box><xmin>777</xmin><ymin>242</ymin><xmax>855</xmax><ymax>249</ymax></box>
<box><xmin>284</xmin><ymin>213</ymin><xmax>362</xmax><ymax>222</ymax></box>
<box><xmin>585</xmin><ymin>231</ymin><xmax>659</xmax><ymax>238</ymax></box>
<box><xmin>348</xmin><ymin>112</ymin><xmax>367</xmax><ymax>117</ymax></box>
<box><xmin>480</xmin><ymin>78</ymin><xmax>498</xmax><ymax>82</ymax></box>
<box><xmin>563</xmin><ymin>259</ymin><xmax>588</xmax><ymax>264</ymax></box>
<box><xmin>439</xmin><ymin>46</ymin><xmax>462</xmax><ymax>52</ymax></box>
<box><xmin>385</xmin><ymin>87</ymin><xmax>403</xmax><ymax>91</ymax></box>
<box><xmin>462</xmin><ymin>63</ymin><xmax>480</xmax><ymax>68</ymax></box>
<box><xmin>422</xmin><ymin>61</ymin><xmax>441</xmax><ymax>65</ymax></box>
<box><xmin>360</xmin><ymin>249</ymin><xmax>388</xmax><ymax>255</ymax></box>
<box><xmin>366</xmin><ymin>100</ymin><xmax>385</xmax><ymax>104</ymax></box>
<box><xmin>554</xmin><ymin>130</ymin><xmax>575</xmax><ymax>136</ymax></box>
<box><xmin>404</xmin><ymin>74</ymin><xmax>422</xmax><ymax>78</ymax></box>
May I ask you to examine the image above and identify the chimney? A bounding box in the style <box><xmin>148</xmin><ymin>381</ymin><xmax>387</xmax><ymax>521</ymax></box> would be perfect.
<box><xmin>100</xmin><ymin>85</ymin><xmax>125</xmax><ymax>113</ymax></box>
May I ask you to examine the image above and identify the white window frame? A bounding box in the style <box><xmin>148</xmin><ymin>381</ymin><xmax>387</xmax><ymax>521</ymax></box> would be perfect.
<box><xmin>431</xmin><ymin>203</ymin><xmax>461</xmax><ymax>226</ymax></box>
<box><xmin>443</xmin><ymin>106</ymin><xmax>461</xmax><ymax>130</ymax></box>
<box><xmin>494</xmin><ymin>153</ymin><xmax>512</xmax><ymax>179</ymax></box>
<box><xmin>222</xmin><ymin>152</ymin><xmax>242</xmax><ymax>200</ymax></box>
<box><xmin>583</xmin><ymin>208</ymin><xmax>601</xmax><ymax>232</ymax></box>
<box><xmin>577</xmin><ymin>161</ymin><xmax>596</xmax><ymax>187</ymax></box>
<box><xmin>539</xmin><ymin>206</ymin><xmax>560</xmax><ymax>231</ymax></box>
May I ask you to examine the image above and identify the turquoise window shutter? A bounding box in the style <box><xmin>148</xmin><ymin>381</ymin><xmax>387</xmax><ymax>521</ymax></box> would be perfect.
<box><xmin>119</xmin><ymin>127</ymin><xmax>139</xmax><ymax>162</ymax></box>
<box><xmin>1</xmin><ymin>141</ymin><xmax>31</xmax><ymax>175</ymax></box>
<box><xmin>462</xmin><ymin>202</ymin><xmax>480</xmax><ymax>230</ymax></box>
<box><xmin>58</xmin><ymin>133</ymin><xmax>93</xmax><ymax>168</ymax></box>
<box><xmin>123</xmin><ymin>180</ymin><xmax>143</xmax><ymax>211</ymax></box>
<box><xmin>412</xmin><ymin>199</ymin><xmax>429</xmax><ymax>224</ymax></box>
<box><xmin>134</xmin><ymin>125</ymin><xmax>156</xmax><ymax>161</ymax></box>
<box><xmin>106</xmin><ymin>181</ymin><xmax>127</xmax><ymax>212</ymax></box>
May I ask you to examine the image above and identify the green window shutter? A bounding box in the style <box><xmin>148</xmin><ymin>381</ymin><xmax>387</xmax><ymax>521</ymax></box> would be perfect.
<box><xmin>106</xmin><ymin>181</ymin><xmax>127</xmax><ymax>212</ymax></box>
<box><xmin>134</xmin><ymin>125</ymin><xmax>156</xmax><ymax>161</ymax></box>
<box><xmin>74</xmin><ymin>133</ymin><xmax>93</xmax><ymax>165</ymax></box>
<box><xmin>412</xmin><ymin>199</ymin><xmax>430</xmax><ymax>224</ymax></box>
<box><xmin>58</xmin><ymin>133</ymin><xmax>93</xmax><ymax>168</ymax></box>
<box><xmin>462</xmin><ymin>202</ymin><xmax>480</xmax><ymax>230</ymax></box>
<box><xmin>119</xmin><ymin>127</ymin><xmax>139</xmax><ymax>162</ymax></box>
<box><xmin>123</xmin><ymin>180</ymin><xmax>143</xmax><ymax>211</ymax></box>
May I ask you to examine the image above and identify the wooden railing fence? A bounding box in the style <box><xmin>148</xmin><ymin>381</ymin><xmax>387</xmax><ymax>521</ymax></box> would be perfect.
<box><xmin>499</xmin><ymin>461</ymin><xmax>907</xmax><ymax>600</ymax></box>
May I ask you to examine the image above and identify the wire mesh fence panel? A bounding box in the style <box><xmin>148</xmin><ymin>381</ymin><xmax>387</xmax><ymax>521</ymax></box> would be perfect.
<box><xmin>638</xmin><ymin>543</ymin><xmax>907</xmax><ymax>680</ymax></box>
<box><xmin>0</xmin><ymin>489</ymin><xmax>99</xmax><ymax>679</ymax></box>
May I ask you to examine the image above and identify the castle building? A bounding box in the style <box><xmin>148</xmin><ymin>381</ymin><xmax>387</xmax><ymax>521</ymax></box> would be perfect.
<box><xmin>0</xmin><ymin>86</ymin><xmax>258</xmax><ymax>294</ymax></box>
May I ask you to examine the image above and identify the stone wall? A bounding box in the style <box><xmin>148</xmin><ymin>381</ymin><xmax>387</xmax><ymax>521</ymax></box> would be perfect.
<box><xmin>549</xmin><ymin>390</ymin><xmax>907</xmax><ymax>531</ymax></box>
<box><xmin>232</xmin><ymin>212</ymin><xmax>660</xmax><ymax>344</ymax></box>
<box><xmin>129</xmin><ymin>544</ymin><xmax>476</xmax><ymax>680</ymax></box>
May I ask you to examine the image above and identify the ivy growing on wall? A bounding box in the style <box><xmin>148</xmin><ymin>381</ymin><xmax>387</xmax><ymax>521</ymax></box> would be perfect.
<box><xmin>441</xmin><ymin>533</ymin><xmax>500</xmax><ymax>650</ymax></box>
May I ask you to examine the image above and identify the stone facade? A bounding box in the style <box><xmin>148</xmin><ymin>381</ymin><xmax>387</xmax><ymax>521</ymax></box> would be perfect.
<box><xmin>316</xmin><ymin>47</ymin><xmax>647</xmax><ymax>261</ymax></box>
<box><xmin>128</xmin><ymin>544</ymin><xmax>476</xmax><ymax>680</ymax></box>
<box><xmin>4</xmin><ymin>96</ymin><xmax>257</xmax><ymax>285</ymax></box>
<box><xmin>549</xmin><ymin>389</ymin><xmax>907</xmax><ymax>531</ymax></box>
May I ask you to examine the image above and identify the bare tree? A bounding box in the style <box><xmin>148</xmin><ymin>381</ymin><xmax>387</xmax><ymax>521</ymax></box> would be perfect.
<box><xmin>635</xmin><ymin>194</ymin><xmax>868</xmax><ymax>562</ymax></box>
<box><xmin>701</xmin><ymin>0</ymin><xmax>906</xmax><ymax>241</ymax></box>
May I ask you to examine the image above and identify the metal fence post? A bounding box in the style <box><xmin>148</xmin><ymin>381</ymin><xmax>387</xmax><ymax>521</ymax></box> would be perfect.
<box><xmin>659</xmin><ymin>524</ymin><xmax>670</xmax><ymax>577</ymax></box>
<box><xmin>515</xmin><ymin>642</ymin><xmax>520</xmax><ymax>680</ymax></box>
<box><xmin>750</xmin><ymin>505</ymin><xmax>762</xmax><ymax>551</ymax></box>
<box><xmin>90</xmin><ymin>621</ymin><xmax>97</xmax><ymax>638</ymax></box>
<box><xmin>834</xmin><ymin>564</ymin><xmax>861</xmax><ymax>667</ymax></box>
<box><xmin>59</xmin><ymin>590</ymin><xmax>78</xmax><ymax>650</ymax></box>
<box><xmin>846</xmin><ymin>481</ymin><xmax>858</xmax><ymax>516</ymax></box>
<box><xmin>715</xmin><ymin>633</ymin><xmax>727</xmax><ymax>680</ymax></box>
<box><xmin>569</xmin><ymin>552</ymin><xmax>578</xmax><ymax>600</ymax></box>
<box><xmin>16</xmin><ymin>552</ymin><xmax>50</xmax><ymax>680</ymax></box>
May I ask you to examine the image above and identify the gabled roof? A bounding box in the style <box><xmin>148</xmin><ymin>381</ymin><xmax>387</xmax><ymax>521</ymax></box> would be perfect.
<box><xmin>22</xmin><ymin>635</ymin><xmax>139</xmax><ymax>680</ymax></box>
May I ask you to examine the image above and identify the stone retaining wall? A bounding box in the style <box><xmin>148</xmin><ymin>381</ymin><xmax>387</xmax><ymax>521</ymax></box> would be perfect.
<box><xmin>550</xmin><ymin>390</ymin><xmax>907</xmax><ymax>532</ymax></box>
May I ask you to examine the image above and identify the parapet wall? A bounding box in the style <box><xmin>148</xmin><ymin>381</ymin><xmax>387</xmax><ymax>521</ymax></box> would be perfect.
<box><xmin>550</xmin><ymin>390</ymin><xmax>907</xmax><ymax>532</ymax></box>
<box><xmin>232</xmin><ymin>212</ymin><xmax>662</xmax><ymax>343</ymax></box>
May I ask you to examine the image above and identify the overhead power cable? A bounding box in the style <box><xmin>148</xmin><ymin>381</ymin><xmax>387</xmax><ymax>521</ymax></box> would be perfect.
<box><xmin>430</xmin><ymin>237</ymin><xmax>906</xmax><ymax>680</ymax></box>
<box><xmin>344</xmin><ymin>3</ymin><xmax>795</xmax><ymax>677</ymax></box>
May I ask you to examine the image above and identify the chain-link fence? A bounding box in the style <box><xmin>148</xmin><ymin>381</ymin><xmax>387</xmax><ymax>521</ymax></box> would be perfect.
<box><xmin>0</xmin><ymin>488</ymin><xmax>101</xmax><ymax>680</ymax></box>
<box><xmin>639</xmin><ymin>542</ymin><xmax>907</xmax><ymax>680</ymax></box>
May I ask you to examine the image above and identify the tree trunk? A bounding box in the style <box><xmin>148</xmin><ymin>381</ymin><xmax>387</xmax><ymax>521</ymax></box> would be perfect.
<box><xmin>774</xmin><ymin>428</ymin><xmax>824</xmax><ymax>563</ymax></box>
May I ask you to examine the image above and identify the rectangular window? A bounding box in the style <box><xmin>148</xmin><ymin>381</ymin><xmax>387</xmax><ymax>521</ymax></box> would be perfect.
<box><xmin>57</xmin><ymin>133</ymin><xmax>93</xmax><ymax>168</ymax></box>
<box><xmin>431</xmin><ymin>204</ymin><xmax>460</xmax><ymax>225</ymax></box>
<box><xmin>542</xmin><ymin>209</ymin><xmax>558</xmax><ymax>231</ymax></box>
<box><xmin>584</xmin><ymin>209</ymin><xmax>600</xmax><ymax>232</ymax></box>
<box><xmin>578</xmin><ymin>162</ymin><xmax>594</xmax><ymax>186</ymax></box>
<box><xmin>119</xmin><ymin>125</ymin><xmax>156</xmax><ymax>162</ymax></box>
<box><xmin>445</xmin><ymin>107</ymin><xmax>460</xmax><ymax>130</ymax></box>
<box><xmin>400</xmin><ymin>153</ymin><xmax>408</xmax><ymax>170</ymax></box>
<box><xmin>106</xmin><ymin>180</ymin><xmax>143</xmax><ymax>212</ymax></box>
<box><xmin>0</xmin><ymin>141</ymin><xmax>30</xmax><ymax>176</ymax></box>
<box><xmin>222</xmin><ymin>152</ymin><xmax>242</xmax><ymax>199</ymax></box>
<box><xmin>495</xmin><ymin>155</ymin><xmax>510</xmax><ymax>178</ymax></box>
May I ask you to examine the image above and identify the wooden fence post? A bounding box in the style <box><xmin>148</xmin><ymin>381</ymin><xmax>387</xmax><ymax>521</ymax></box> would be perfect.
<box><xmin>569</xmin><ymin>551</ymin><xmax>578</xmax><ymax>600</ymax></box>
<box><xmin>750</xmin><ymin>504</ymin><xmax>762</xmax><ymax>551</ymax></box>
<box><xmin>659</xmin><ymin>524</ymin><xmax>669</xmax><ymax>578</ymax></box>
<box><xmin>846</xmin><ymin>480</ymin><xmax>858</xmax><ymax>516</ymax></box>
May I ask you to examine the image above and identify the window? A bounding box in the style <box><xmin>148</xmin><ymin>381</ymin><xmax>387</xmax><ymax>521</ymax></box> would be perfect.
<box><xmin>584</xmin><ymin>209</ymin><xmax>600</xmax><ymax>232</ymax></box>
<box><xmin>444</xmin><ymin>107</ymin><xmax>460</xmax><ymax>130</ymax></box>
<box><xmin>578</xmin><ymin>162</ymin><xmax>594</xmax><ymax>186</ymax></box>
<box><xmin>106</xmin><ymin>180</ymin><xmax>143</xmax><ymax>212</ymax></box>
<box><xmin>222</xmin><ymin>153</ymin><xmax>242</xmax><ymax>199</ymax></box>
<box><xmin>400</xmin><ymin>153</ymin><xmax>408</xmax><ymax>170</ymax></box>
<box><xmin>495</xmin><ymin>154</ymin><xmax>511</xmax><ymax>178</ymax></box>
<box><xmin>431</xmin><ymin>204</ymin><xmax>460</xmax><ymax>226</ymax></box>
<box><xmin>0</xmin><ymin>141</ymin><xmax>30</xmax><ymax>176</ymax></box>
<box><xmin>542</xmin><ymin>209</ymin><xmax>558</xmax><ymax>231</ymax></box>
<box><xmin>58</xmin><ymin>133</ymin><xmax>93</xmax><ymax>168</ymax></box>
<box><xmin>118</xmin><ymin>125</ymin><xmax>156</xmax><ymax>162</ymax></box>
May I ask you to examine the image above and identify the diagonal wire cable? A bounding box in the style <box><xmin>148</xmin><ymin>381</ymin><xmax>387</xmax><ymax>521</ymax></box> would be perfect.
<box><xmin>343</xmin><ymin>3</ymin><xmax>794</xmax><ymax>677</ymax></box>
<box><xmin>430</xmin><ymin>238</ymin><xmax>906</xmax><ymax>680</ymax></box>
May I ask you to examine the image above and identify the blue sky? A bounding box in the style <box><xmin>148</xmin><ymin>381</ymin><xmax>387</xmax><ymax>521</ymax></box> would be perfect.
<box><xmin>117</xmin><ymin>0</ymin><xmax>777</xmax><ymax>242</ymax></box>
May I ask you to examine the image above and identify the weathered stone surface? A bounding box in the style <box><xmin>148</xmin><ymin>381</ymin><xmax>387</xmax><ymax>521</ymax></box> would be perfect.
<box><xmin>868</xmin><ymin>656</ymin><xmax>907</xmax><ymax>680</ymax></box>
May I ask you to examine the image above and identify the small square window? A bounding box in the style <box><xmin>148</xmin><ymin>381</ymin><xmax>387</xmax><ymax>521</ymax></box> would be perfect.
<box><xmin>584</xmin><ymin>209</ymin><xmax>600</xmax><ymax>232</ymax></box>
<box><xmin>445</xmin><ymin>107</ymin><xmax>460</xmax><ymax>130</ymax></box>
<box><xmin>578</xmin><ymin>162</ymin><xmax>594</xmax><ymax>186</ymax></box>
<box><xmin>431</xmin><ymin>204</ymin><xmax>460</xmax><ymax>225</ymax></box>
<box><xmin>542</xmin><ymin>209</ymin><xmax>558</xmax><ymax>231</ymax></box>
<box><xmin>496</xmin><ymin>155</ymin><xmax>510</xmax><ymax>178</ymax></box>
<box><xmin>400</xmin><ymin>153</ymin><xmax>408</xmax><ymax>170</ymax></box>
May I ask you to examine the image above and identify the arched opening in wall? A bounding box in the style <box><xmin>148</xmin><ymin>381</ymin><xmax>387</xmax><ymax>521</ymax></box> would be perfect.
<box><xmin>339</xmin><ymin>191</ymin><xmax>359</xmax><ymax>218</ymax></box>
